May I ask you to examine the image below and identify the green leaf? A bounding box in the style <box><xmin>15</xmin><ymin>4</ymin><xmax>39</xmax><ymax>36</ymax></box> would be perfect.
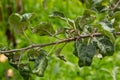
<box><xmin>77</xmin><ymin>9</ymin><xmax>96</xmax><ymax>28</ymax></box>
<box><xmin>17</xmin><ymin>52</ymin><xmax>30</xmax><ymax>72</ymax></box>
<box><xmin>74</xmin><ymin>16</ymin><xmax>82</xmax><ymax>30</ymax></box>
<box><xmin>18</xmin><ymin>62</ymin><xmax>30</xmax><ymax>72</ymax></box>
<box><xmin>32</xmin><ymin>49</ymin><xmax>48</xmax><ymax>77</ymax></box>
<box><xmin>32</xmin><ymin>22</ymin><xmax>55</xmax><ymax>36</ymax></box>
<box><xmin>67</xmin><ymin>18</ymin><xmax>75</xmax><ymax>28</ymax></box>
<box><xmin>73</xmin><ymin>39</ymin><xmax>96</xmax><ymax>67</ymax></box>
<box><xmin>83</xmin><ymin>9</ymin><xmax>96</xmax><ymax>24</ymax></box>
<box><xmin>84</xmin><ymin>0</ymin><xmax>93</xmax><ymax>9</ymax></box>
<box><xmin>78</xmin><ymin>44</ymin><xmax>96</xmax><ymax>67</ymax></box>
<box><xmin>112</xmin><ymin>11</ymin><xmax>120</xmax><ymax>21</ymax></box>
<box><xmin>96</xmin><ymin>37</ymin><xmax>114</xmax><ymax>57</ymax></box>
<box><xmin>98</xmin><ymin>21</ymin><xmax>115</xmax><ymax>42</ymax></box>
<box><xmin>8</xmin><ymin>52</ymin><xmax>30</xmax><ymax>72</ymax></box>
<box><xmin>113</xmin><ymin>20</ymin><xmax>120</xmax><ymax>32</ymax></box>
<box><xmin>73</xmin><ymin>39</ymin><xmax>82</xmax><ymax>57</ymax></box>
<box><xmin>49</xmin><ymin>11</ymin><xmax>66</xmax><ymax>21</ymax></box>
<box><xmin>115</xmin><ymin>38</ymin><xmax>120</xmax><ymax>52</ymax></box>
<box><xmin>80</xmin><ymin>44</ymin><xmax>96</xmax><ymax>58</ymax></box>
<box><xmin>78</xmin><ymin>56</ymin><xmax>92</xmax><ymax>67</ymax></box>
<box><xmin>83</xmin><ymin>9</ymin><xmax>96</xmax><ymax>17</ymax></box>
<box><xmin>8</xmin><ymin>13</ymin><xmax>22</xmax><ymax>25</ymax></box>
<box><xmin>8</xmin><ymin>13</ymin><xmax>34</xmax><ymax>34</ymax></box>
<box><xmin>27</xmin><ymin>49</ymin><xmax>40</xmax><ymax>61</ymax></box>
<box><xmin>21</xmin><ymin>13</ymin><xmax>35</xmax><ymax>22</ymax></box>
<box><xmin>0</xmin><ymin>43</ymin><xmax>6</xmax><ymax>50</ymax></box>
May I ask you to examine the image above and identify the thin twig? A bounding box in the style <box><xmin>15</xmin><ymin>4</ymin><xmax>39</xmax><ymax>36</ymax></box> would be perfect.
<box><xmin>22</xmin><ymin>28</ymin><xmax>33</xmax><ymax>44</ymax></box>
<box><xmin>43</xmin><ymin>0</ymin><xmax>47</xmax><ymax>9</ymax></box>
<box><xmin>48</xmin><ymin>44</ymin><xmax>57</xmax><ymax>56</ymax></box>
<box><xmin>0</xmin><ymin>32</ymin><xmax>120</xmax><ymax>54</ymax></box>
<box><xmin>112</xmin><ymin>0</ymin><xmax>120</xmax><ymax>10</ymax></box>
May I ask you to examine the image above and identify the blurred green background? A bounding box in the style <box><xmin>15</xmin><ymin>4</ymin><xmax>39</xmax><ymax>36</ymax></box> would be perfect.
<box><xmin>0</xmin><ymin>0</ymin><xmax>120</xmax><ymax>80</ymax></box>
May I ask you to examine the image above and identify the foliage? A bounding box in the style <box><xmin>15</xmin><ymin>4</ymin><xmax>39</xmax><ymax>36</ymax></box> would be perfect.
<box><xmin>0</xmin><ymin>0</ymin><xmax>120</xmax><ymax>80</ymax></box>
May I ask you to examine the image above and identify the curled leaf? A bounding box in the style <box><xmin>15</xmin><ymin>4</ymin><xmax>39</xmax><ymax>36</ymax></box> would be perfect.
<box><xmin>8</xmin><ymin>13</ymin><xmax>35</xmax><ymax>34</ymax></box>
<box><xmin>55</xmin><ymin>45</ymin><xmax>67</xmax><ymax>62</ymax></box>
<box><xmin>49</xmin><ymin>11</ymin><xmax>66</xmax><ymax>21</ymax></box>
<box><xmin>22</xmin><ymin>13</ymin><xmax>35</xmax><ymax>22</ymax></box>
<box><xmin>8</xmin><ymin>13</ymin><xmax>22</xmax><ymax>25</ymax></box>
<box><xmin>73</xmin><ymin>39</ymin><xmax>82</xmax><ymax>57</ymax></box>
<box><xmin>97</xmin><ymin>37</ymin><xmax>114</xmax><ymax>57</ymax></box>
<box><xmin>32</xmin><ymin>49</ymin><xmax>48</xmax><ymax>77</ymax></box>
<box><xmin>74</xmin><ymin>16</ymin><xmax>82</xmax><ymax>30</ymax></box>
<box><xmin>98</xmin><ymin>21</ymin><xmax>115</xmax><ymax>42</ymax></box>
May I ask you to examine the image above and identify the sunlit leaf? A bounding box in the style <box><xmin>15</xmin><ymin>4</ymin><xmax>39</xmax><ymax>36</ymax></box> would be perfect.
<box><xmin>8</xmin><ymin>13</ymin><xmax>34</xmax><ymax>34</ymax></box>
<box><xmin>96</xmin><ymin>37</ymin><xmax>114</xmax><ymax>57</ymax></box>
<box><xmin>98</xmin><ymin>21</ymin><xmax>115</xmax><ymax>42</ymax></box>
<box><xmin>22</xmin><ymin>13</ymin><xmax>35</xmax><ymax>22</ymax></box>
